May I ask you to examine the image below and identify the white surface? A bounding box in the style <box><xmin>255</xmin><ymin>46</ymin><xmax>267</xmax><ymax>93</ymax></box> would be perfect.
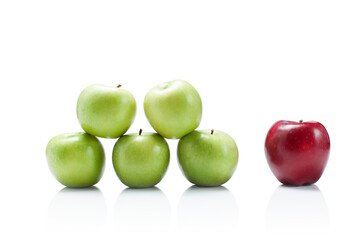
<box><xmin>1</xmin><ymin>1</ymin><xmax>359</xmax><ymax>239</ymax></box>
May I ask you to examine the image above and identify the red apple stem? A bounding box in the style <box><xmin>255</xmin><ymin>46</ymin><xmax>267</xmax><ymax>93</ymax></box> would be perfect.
<box><xmin>299</xmin><ymin>120</ymin><xmax>303</xmax><ymax>123</ymax></box>
<box><xmin>211</xmin><ymin>129</ymin><xmax>214</xmax><ymax>135</ymax></box>
<box><xmin>117</xmin><ymin>84</ymin><xmax>122</xmax><ymax>88</ymax></box>
<box><xmin>139</xmin><ymin>129</ymin><xmax>143</xmax><ymax>136</ymax></box>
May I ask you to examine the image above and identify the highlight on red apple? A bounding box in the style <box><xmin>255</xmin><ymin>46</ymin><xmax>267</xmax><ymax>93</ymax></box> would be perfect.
<box><xmin>264</xmin><ymin>120</ymin><xmax>330</xmax><ymax>186</ymax></box>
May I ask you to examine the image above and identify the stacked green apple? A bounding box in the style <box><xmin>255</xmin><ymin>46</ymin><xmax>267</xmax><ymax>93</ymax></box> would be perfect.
<box><xmin>46</xmin><ymin>84</ymin><xmax>137</xmax><ymax>188</ymax></box>
<box><xmin>46</xmin><ymin>80</ymin><xmax>238</xmax><ymax>188</ymax></box>
<box><xmin>144</xmin><ymin>80</ymin><xmax>238</xmax><ymax>187</ymax></box>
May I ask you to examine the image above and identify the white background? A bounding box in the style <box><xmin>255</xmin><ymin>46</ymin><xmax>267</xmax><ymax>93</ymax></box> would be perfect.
<box><xmin>1</xmin><ymin>1</ymin><xmax>359</xmax><ymax>239</ymax></box>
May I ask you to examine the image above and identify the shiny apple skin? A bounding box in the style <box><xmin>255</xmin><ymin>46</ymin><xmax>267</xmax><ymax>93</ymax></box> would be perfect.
<box><xmin>46</xmin><ymin>132</ymin><xmax>105</xmax><ymax>188</ymax></box>
<box><xmin>112</xmin><ymin>132</ymin><xmax>170</xmax><ymax>188</ymax></box>
<box><xmin>177</xmin><ymin>130</ymin><xmax>238</xmax><ymax>187</ymax></box>
<box><xmin>144</xmin><ymin>80</ymin><xmax>202</xmax><ymax>139</ymax></box>
<box><xmin>77</xmin><ymin>84</ymin><xmax>136</xmax><ymax>139</ymax></box>
<box><xmin>265</xmin><ymin>120</ymin><xmax>330</xmax><ymax>186</ymax></box>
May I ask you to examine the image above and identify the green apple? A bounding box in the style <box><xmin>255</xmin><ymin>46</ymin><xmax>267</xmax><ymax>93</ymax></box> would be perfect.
<box><xmin>77</xmin><ymin>84</ymin><xmax>136</xmax><ymax>138</ymax></box>
<box><xmin>46</xmin><ymin>132</ymin><xmax>105</xmax><ymax>188</ymax></box>
<box><xmin>112</xmin><ymin>129</ymin><xmax>170</xmax><ymax>188</ymax></box>
<box><xmin>144</xmin><ymin>80</ymin><xmax>202</xmax><ymax>139</ymax></box>
<box><xmin>177</xmin><ymin>129</ymin><xmax>238</xmax><ymax>187</ymax></box>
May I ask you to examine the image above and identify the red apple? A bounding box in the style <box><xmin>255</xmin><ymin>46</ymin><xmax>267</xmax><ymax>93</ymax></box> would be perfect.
<box><xmin>265</xmin><ymin>120</ymin><xmax>330</xmax><ymax>186</ymax></box>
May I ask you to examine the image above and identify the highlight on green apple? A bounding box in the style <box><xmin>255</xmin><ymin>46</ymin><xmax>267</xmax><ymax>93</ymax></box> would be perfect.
<box><xmin>77</xmin><ymin>84</ymin><xmax>136</xmax><ymax>139</ymax></box>
<box><xmin>46</xmin><ymin>132</ymin><xmax>105</xmax><ymax>188</ymax></box>
<box><xmin>144</xmin><ymin>80</ymin><xmax>202</xmax><ymax>139</ymax></box>
<box><xmin>112</xmin><ymin>129</ymin><xmax>170</xmax><ymax>188</ymax></box>
<box><xmin>177</xmin><ymin>129</ymin><xmax>238</xmax><ymax>187</ymax></box>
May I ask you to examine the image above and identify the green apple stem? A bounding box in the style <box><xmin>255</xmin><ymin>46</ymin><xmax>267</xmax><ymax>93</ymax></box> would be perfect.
<box><xmin>139</xmin><ymin>129</ymin><xmax>143</xmax><ymax>136</ymax></box>
<box><xmin>299</xmin><ymin>120</ymin><xmax>303</xmax><ymax>123</ymax></box>
<box><xmin>211</xmin><ymin>129</ymin><xmax>214</xmax><ymax>135</ymax></box>
<box><xmin>117</xmin><ymin>84</ymin><xmax>122</xmax><ymax>88</ymax></box>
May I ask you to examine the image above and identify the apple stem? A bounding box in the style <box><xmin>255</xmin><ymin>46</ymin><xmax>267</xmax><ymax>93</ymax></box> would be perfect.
<box><xmin>139</xmin><ymin>129</ymin><xmax>143</xmax><ymax>136</ymax></box>
<box><xmin>211</xmin><ymin>129</ymin><xmax>214</xmax><ymax>135</ymax></box>
<box><xmin>299</xmin><ymin>120</ymin><xmax>303</xmax><ymax>123</ymax></box>
<box><xmin>117</xmin><ymin>84</ymin><xmax>122</xmax><ymax>88</ymax></box>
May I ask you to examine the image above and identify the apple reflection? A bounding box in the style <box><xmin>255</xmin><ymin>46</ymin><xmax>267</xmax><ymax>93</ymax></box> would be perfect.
<box><xmin>47</xmin><ymin>187</ymin><xmax>107</xmax><ymax>232</ymax></box>
<box><xmin>265</xmin><ymin>185</ymin><xmax>330</xmax><ymax>233</ymax></box>
<box><xmin>178</xmin><ymin>186</ymin><xmax>238</xmax><ymax>231</ymax></box>
<box><xmin>114</xmin><ymin>187</ymin><xmax>171</xmax><ymax>231</ymax></box>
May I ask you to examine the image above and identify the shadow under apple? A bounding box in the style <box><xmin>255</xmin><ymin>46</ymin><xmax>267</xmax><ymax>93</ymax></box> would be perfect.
<box><xmin>47</xmin><ymin>186</ymin><xmax>107</xmax><ymax>232</ymax></box>
<box><xmin>177</xmin><ymin>185</ymin><xmax>238</xmax><ymax>231</ymax></box>
<box><xmin>265</xmin><ymin>185</ymin><xmax>330</xmax><ymax>234</ymax></box>
<box><xmin>114</xmin><ymin>187</ymin><xmax>171</xmax><ymax>231</ymax></box>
